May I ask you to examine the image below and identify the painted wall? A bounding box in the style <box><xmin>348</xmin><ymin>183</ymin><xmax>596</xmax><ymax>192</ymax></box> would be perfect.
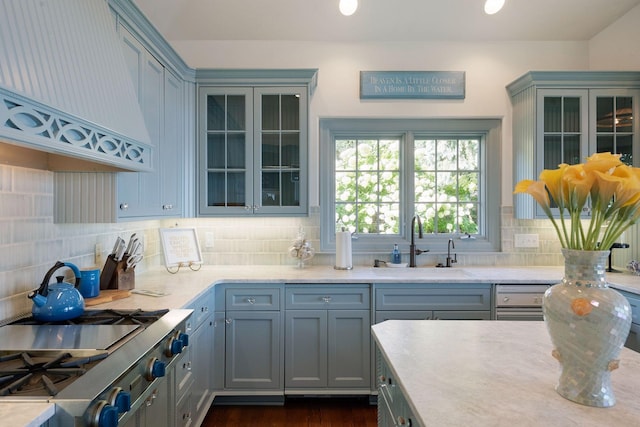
<box><xmin>589</xmin><ymin>4</ymin><xmax>640</xmax><ymax>69</ymax></box>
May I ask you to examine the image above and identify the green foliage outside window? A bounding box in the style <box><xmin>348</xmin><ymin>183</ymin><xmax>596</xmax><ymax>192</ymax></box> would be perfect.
<box><xmin>336</xmin><ymin>136</ymin><xmax>480</xmax><ymax>235</ymax></box>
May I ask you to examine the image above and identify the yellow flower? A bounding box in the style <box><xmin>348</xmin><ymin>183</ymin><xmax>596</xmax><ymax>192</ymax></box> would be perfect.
<box><xmin>612</xmin><ymin>165</ymin><xmax>640</xmax><ymax>208</ymax></box>
<box><xmin>540</xmin><ymin>164</ymin><xmax>568</xmax><ymax>208</ymax></box>
<box><xmin>562</xmin><ymin>164</ymin><xmax>593</xmax><ymax>213</ymax></box>
<box><xmin>514</xmin><ymin>179</ymin><xmax>550</xmax><ymax>210</ymax></box>
<box><xmin>514</xmin><ymin>152</ymin><xmax>640</xmax><ymax>250</ymax></box>
<box><xmin>583</xmin><ymin>152</ymin><xmax>622</xmax><ymax>174</ymax></box>
<box><xmin>591</xmin><ymin>170</ymin><xmax>623</xmax><ymax>214</ymax></box>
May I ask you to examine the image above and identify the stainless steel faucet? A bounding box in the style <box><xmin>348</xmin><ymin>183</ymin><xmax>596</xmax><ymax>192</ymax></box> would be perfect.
<box><xmin>446</xmin><ymin>238</ymin><xmax>457</xmax><ymax>267</ymax></box>
<box><xmin>409</xmin><ymin>215</ymin><xmax>428</xmax><ymax>267</ymax></box>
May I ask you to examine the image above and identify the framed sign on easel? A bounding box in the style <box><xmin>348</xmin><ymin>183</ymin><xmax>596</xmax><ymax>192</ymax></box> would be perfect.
<box><xmin>159</xmin><ymin>228</ymin><xmax>203</xmax><ymax>273</ymax></box>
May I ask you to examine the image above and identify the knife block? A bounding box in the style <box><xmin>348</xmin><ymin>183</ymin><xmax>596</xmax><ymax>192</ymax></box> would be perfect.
<box><xmin>100</xmin><ymin>254</ymin><xmax>136</xmax><ymax>290</ymax></box>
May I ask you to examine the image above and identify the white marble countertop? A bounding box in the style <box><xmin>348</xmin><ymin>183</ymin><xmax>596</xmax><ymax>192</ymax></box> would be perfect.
<box><xmin>81</xmin><ymin>264</ymin><xmax>640</xmax><ymax>312</ymax></box>
<box><xmin>4</xmin><ymin>264</ymin><xmax>640</xmax><ymax>424</ymax></box>
<box><xmin>372</xmin><ymin>320</ymin><xmax>640</xmax><ymax>426</ymax></box>
<box><xmin>0</xmin><ymin>402</ymin><xmax>55</xmax><ymax>427</ymax></box>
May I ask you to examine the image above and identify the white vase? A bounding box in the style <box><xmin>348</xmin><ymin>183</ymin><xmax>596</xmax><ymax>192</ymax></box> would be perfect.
<box><xmin>543</xmin><ymin>248</ymin><xmax>632</xmax><ymax>407</ymax></box>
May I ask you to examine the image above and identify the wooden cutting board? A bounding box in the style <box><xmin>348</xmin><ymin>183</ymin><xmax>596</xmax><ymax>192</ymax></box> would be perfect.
<box><xmin>85</xmin><ymin>289</ymin><xmax>131</xmax><ymax>306</ymax></box>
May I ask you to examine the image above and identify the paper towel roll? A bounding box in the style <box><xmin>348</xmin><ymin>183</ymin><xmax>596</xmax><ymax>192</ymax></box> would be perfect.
<box><xmin>335</xmin><ymin>231</ymin><xmax>353</xmax><ymax>270</ymax></box>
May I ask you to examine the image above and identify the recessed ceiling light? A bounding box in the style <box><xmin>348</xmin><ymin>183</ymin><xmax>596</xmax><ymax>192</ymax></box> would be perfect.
<box><xmin>484</xmin><ymin>0</ymin><xmax>505</xmax><ymax>15</ymax></box>
<box><xmin>339</xmin><ymin>0</ymin><xmax>358</xmax><ymax>16</ymax></box>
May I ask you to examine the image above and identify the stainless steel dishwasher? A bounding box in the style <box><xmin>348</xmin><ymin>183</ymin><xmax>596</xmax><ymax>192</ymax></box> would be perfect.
<box><xmin>494</xmin><ymin>284</ymin><xmax>551</xmax><ymax>321</ymax></box>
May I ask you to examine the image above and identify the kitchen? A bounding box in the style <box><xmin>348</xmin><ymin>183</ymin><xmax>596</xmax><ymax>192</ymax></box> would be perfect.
<box><xmin>2</xmin><ymin>0</ymin><xmax>640</xmax><ymax>425</ymax></box>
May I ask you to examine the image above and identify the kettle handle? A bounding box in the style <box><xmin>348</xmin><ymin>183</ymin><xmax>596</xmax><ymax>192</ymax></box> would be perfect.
<box><xmin>62</xmin><ymin>262</ymin><xmax>82</xmax><ymax>288</ymax></box>
<box><xmin>28</xmin><ymin>261</ymin><xmax>81</xmax><ymax>299</ymax></box>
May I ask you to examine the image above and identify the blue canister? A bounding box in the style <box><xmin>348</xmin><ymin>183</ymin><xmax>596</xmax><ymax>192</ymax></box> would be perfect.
<box><xmin>79</xmin><ymin>268</ymin><xmax>100</xmax><ymax>298</ymax></box>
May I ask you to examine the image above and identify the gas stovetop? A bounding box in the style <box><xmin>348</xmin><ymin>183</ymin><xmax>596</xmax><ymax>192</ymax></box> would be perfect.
<box><xmin>0</xmin><ymin>309</ymin><xmax>172</xmax><ymax>398</ymax></box>
<box><xmin>5</xmin><ymin>308</ymin><xmax>170</xmax><ymax>326</ymax></box>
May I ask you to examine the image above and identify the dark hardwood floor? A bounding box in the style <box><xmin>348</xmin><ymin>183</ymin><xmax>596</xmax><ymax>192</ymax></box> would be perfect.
<box><xmin>201</xmin><ymin>397</ymin><xmax>377</xmax><ymax>427</ymax></box>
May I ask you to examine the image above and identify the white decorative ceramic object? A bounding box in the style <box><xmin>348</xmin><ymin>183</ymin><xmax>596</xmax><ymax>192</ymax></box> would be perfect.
<box><xmin>543</xmin><ymin>249</ymin><xmax>632</xmax><ymax>407</ymax></box>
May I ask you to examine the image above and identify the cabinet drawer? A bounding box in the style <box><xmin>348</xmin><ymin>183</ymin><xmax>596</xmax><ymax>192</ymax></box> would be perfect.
<box><xmin>286</xmin><ymin>286</ymin><xmax>370</xmax><ymax>310</ymax></box>
<box><xmin>189</xmin><ymin>290</ymin><xmax>212</xmax><ymax>327</ymax></box>
<box><xmin>375</xmin><ymin>285</ymin><xmax>490</xmax><ymax>311</ymax></box>
<box><xmin>226</xmin><ymin>288</ymin><xmax>281</xmax><ymax>311</ymax></box>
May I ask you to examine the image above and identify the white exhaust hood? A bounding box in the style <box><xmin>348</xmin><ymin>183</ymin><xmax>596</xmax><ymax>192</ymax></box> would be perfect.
<box><xmin>0</xmin><ymin>0</ymin><xmax>152</xmax><ymax>172</ymax></box>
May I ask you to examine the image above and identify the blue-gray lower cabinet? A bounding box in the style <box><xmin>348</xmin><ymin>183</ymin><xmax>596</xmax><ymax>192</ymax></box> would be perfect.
<box><xmin>377</xmin><ymin>348</ymin><xmax>420</xmax><ymax>427</ymax></box>
<box><xmin>374</xmin><ymin>283</ymin><xmax>492</xmax><ymax>323</ymax></box>
<box><xmin>284</xmin><ymin>285</ymin><xmax>371</xmax><ymax>392</ymax></box>
<box><xmin>224</xmin><ymin>287</ymin><xmax>284</xmax><ymax>390</ymax></box>
<box><xmin>617</xmin><ymin>288</ymin><xmax>640</xmax><ymax>353</ymax></box>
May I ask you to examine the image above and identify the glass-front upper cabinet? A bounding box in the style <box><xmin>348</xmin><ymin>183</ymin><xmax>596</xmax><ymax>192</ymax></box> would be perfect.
<box><xmin>591</xmin><ymin>90</ymin><xmax>635</xmax><ymax>165</ymax></box>
<box><xmin>200</xmin><ymin>88</ymin><xmax>253</xmax><ymax>213</ymax></box>
<box><xmin>198</xmin><ymin>86</ymin><xmax>308</xmax><ymax>216</ymax></box>
<box><xmin>538</xmin><ymin>89</ymin><xmax>589</xmax><ymax>171</ymax></box>
<box><xmin>508</xmin><ymin>71</ymin><xmax>640</xmax><ymax>219</ymax></box>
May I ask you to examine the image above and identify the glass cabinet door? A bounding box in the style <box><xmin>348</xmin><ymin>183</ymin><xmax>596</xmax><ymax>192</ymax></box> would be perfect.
<box><xmin>254</xmin><ymin>87</ymin><xmax>308</xmax><ymax>215</ymax></box>
<box><xmin>538</xmin><ymin>89</ymin><xmax>589</xmax><ymax>170</ymax></box>
<box><xmin>536</xmin><ymin>89</ymin><xmax>589</xmax><ymax>215</ymax></box>
<box><xmin>199</xmin><ymin>87</ymin><xmax>253</xmax><ymax>215</ymax></box>
<box><xmin>590</xmin><ymin>89</ymin><xmax>638</xmax><ymax>166</ymax></box>
<box><xmin>198</xmin><ymin>86</ymin><xmax>308</xmax><ymax>216</ymax></box>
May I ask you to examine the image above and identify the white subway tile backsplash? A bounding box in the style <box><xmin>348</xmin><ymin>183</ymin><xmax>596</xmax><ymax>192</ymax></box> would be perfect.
<box><xmin>1</xmin><ymin>163</ymin><xmax>639</xmax><ymax>320</ymax></box>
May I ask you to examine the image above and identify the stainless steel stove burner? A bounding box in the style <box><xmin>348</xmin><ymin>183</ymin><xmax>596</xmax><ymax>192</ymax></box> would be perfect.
<box><xmin>0</xmin><ymin>351</ymin><xmax>108</xmax><ymax>397</ymax></box>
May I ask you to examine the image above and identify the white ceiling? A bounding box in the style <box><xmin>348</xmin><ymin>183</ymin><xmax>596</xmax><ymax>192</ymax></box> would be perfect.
<box><xmin>133</xmin><ymin>0</ymin><xmax>640</xmax><ymax>43</ymax></box>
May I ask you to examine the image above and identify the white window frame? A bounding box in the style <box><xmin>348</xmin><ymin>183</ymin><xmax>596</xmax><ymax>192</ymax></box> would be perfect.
<box><xmin>319</xmin><ymin>118</ymin><xmax>502</xmax><ymax>254</ymax></box>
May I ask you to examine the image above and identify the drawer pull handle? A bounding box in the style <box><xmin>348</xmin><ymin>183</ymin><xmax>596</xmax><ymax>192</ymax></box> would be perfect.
<box><xmin>247</xmin><ymin>297</ymin><xmax>256</xmax><ymax>304</ymax></box>
<box><xmin>322</xmin><ymin>296</ymin><xmax>332</xmax><ymax>303</ymax></box>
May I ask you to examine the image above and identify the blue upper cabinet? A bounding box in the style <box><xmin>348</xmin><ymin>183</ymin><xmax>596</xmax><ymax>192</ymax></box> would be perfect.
<box><xmin>197</xmin><ymin>70</ymin><xmax>317</xmax><ymax>216</ymax></box>
<box><xmin>507</xmin><ymin>71</ymin><xmax>640</xmax><ymax>219</ymax></box>
<box><xmin>116</xmin><ymin>24</ymin><xmax>184</xmax><ymax>219</ymax></box>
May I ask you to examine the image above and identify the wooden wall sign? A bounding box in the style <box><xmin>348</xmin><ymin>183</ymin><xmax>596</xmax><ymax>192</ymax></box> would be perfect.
<box><xmin>360</xmin><ymin>71</ymin><xmax>465</xmax><ymax>99</ymax></box>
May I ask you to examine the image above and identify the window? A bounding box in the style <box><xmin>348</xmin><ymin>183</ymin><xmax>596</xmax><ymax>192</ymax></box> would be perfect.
<box><xmin>320</xmin><ymin>118</ymin><xmax>501</xmax><ymax>253</ymax></box>
<box><xmin>414</xmin><ymin>137</ymin><xmax>480</xmax><ymax>234</ymax></box>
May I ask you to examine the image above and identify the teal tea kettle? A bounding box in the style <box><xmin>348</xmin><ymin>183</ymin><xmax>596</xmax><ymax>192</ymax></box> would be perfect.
<box><xmin>28</xmin><ymin>261</ymin><xmax>85</xmax><ymax>322</ymax></box>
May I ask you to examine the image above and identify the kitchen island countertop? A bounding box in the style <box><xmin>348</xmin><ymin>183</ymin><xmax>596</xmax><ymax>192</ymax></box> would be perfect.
<box><xmin>372</xmin><ymin>320</ymin><xmax>640</xmax><ymax>426</ymax></box>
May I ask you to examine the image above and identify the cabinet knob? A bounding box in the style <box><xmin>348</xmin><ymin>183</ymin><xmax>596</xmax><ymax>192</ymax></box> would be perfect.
<box><xmin>247</xmin><ymin>297</ymin><xmax>256</xmax><ymax>304</ymax></box>
<box><xmin>397</xmin><ymin>415</ymin><xmax>412</xmax><ymax>426</ymax></box>
<box><xmin>322</xmin><ymin>296</ymin><xmax>332</xmax><ymax>303</ymax></box>
<box><xmin>162</xmin><ymin>204</ymin><xmax>173</xmax><ymax>210</ymax></box>
<box><xmin>119</xmin><ymin>203</ymin><xmax>128</xmax><ymax>210</ymax></box>
<box><xmin>225</xmin><ymin>318</ymin><xmax>232</xmax><ymax>325</ymax></box>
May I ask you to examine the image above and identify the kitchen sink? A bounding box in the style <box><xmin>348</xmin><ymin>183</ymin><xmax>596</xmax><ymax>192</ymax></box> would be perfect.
<box><xmin>372</xmin><ymin>266</ymin><xmax>473</xmax><ymax>280</ymax></box>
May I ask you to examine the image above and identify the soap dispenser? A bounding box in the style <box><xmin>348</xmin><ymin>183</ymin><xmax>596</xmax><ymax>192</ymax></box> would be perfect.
<box><xmin>391</xmin><ymin>244</ymin><xmax>401</xmax><ymax>264</ymax></box>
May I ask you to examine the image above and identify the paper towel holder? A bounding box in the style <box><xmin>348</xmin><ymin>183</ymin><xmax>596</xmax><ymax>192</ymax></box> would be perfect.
<box><xmin>334</xmin><ymin>227</ymin><xmax>354</xmax><ymax>270</ymax></box>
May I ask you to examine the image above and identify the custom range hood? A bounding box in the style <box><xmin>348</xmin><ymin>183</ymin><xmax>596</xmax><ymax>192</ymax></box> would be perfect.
<box><xmin>0</xmin><ymin>0</ymin><xmax>152</xmax><ymax>172</ymax></box>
